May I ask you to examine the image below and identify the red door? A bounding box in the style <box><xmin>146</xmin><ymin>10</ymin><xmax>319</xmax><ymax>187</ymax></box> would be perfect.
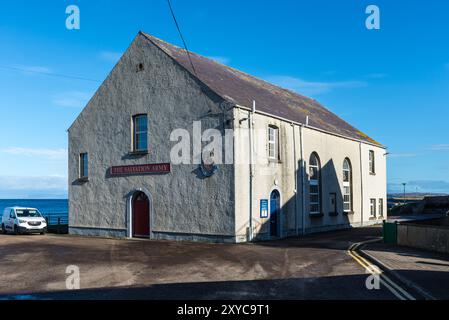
<box><xmin>133</xmin><ymin>192</ymin><xmax>150</xmax><ymax>238</ymax></box>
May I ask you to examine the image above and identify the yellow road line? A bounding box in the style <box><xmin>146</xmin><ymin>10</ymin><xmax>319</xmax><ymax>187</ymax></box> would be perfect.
<box><xmin>348</xmin><ymin>240</ymin><xmax>416</xmax><ymax>300</ymax></box>
<box><xmin>352</xmin><ymin>247</ymin><xmax>415</xmax><ymax>300</ymax></box>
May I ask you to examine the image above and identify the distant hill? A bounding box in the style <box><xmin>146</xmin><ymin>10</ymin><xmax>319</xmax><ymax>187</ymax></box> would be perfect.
<box><xmin>388</xmin><ymin>192</ymin><xmax>448</xmax><ymax>200</ymax></box>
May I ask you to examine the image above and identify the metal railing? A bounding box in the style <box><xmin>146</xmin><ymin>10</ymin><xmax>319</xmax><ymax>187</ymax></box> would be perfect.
<box><xmin>41</xmin><ymin>213</ymin><xmax>69</xmax><ymax>234</ymax></box>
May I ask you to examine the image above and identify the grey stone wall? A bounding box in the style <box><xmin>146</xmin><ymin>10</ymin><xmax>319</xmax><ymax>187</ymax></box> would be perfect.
<box><xmin>398</xmin><ymin>224</ymin><xmax>449</xmax><ymax>254</ymax></box>
<box><xmin>68</xmin><ymin>33</ymin><xmax>235</xmax><ymax>239</ymax></box>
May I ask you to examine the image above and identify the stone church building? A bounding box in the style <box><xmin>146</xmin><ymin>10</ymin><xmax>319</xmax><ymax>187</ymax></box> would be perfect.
<box><xmin>68</xmin><ymin>32</ymin><xmax>387</xmax><ymax>242</ymax></box>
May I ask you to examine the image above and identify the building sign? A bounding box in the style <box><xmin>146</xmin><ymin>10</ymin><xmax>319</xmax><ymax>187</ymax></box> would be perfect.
<box><xmin>260</xmin><ymin>199</ymin><xmax>269</xmax><ymax>218</ymax></box>
<box><xmin>110</xmin><ymin>163</ymin><xmax>171</xmax><ymax>176</ymax></box>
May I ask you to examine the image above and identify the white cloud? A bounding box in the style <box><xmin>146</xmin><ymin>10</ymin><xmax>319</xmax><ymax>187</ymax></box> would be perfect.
<box><xmin>99</xmin><ymin>51</ymin><xmax>123</xmax><ymax>63</ymax></box>
<box><xmin>388</xmin><ymin>153</ymin><xmax>417</xmax><ymax>158</ymax></box>
<box><xmin>53</xmin><ymin>91</ymin><xmax>91</xmax><ymax>108</ymax></box>
<box><xmin>430</xmin><ymin>144</ymin><xmax>449</xmax><ymax>151</ymax></box>
<box><xmin>1</xmin><ymin>148</ymin><xmax>67</xmax><ymax>160</ymax></box>
<box><xmin>207</xmin><ymin>56</ymin><xmax>230</xmax><ymax>65</ymax></box>
<box><xmin>15</xmin><ymin>65</ymin><xmax>52</xmax><ymax>75</ymax></box>
<box><xmin>265</xmin><ymin>76</ymin><xmax>367</xmax><ymax>96</ymax></box>
<box><xmin>0</xmin><ymin>175</ymin><xmax>67</xmax><ymax>195</ymax></box>
<box><xmin>0</xmin><ymin>175</ymin><xmax>67</xmax><ymax>190</ymax></box>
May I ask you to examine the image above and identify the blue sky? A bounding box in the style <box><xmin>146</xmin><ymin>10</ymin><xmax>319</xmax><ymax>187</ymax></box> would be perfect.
<box><xmin>0</xmin><ymin>0</ymin><xmax>448</xmax><ymax>198</ymax></box>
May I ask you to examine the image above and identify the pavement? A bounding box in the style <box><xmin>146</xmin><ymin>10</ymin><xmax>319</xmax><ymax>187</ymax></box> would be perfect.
<box><xmin>362</xmin><ymin>242</ymin><xmax>449</xmax><ymax>300</ymax></box>
<box><xmin>0</xmin><ymin>226</ymin><xmax>411</xmax><ymax>300</ymax></box>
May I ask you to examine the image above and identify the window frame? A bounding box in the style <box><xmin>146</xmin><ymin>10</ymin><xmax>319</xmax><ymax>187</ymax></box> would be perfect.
<box><xmin>370</xmin><ymin>198</ymin><xmax>377</xmax><ymax>217</ymax></box>
<box><xmin>268</xmin><ymin>125</ymin><xmax>279</xmax><ymax>161</ymax></box>
<box><xmin>378</xmin><ymin>198</ymin><xmax>384</xmax><ymax>217</ymax></box>
<box><xmin>79</xmin><ymin>153</ymin><xmax>88</xmax><ymax>179</ymax></box>
<box><xmin>132</xmin><ymin>114</ymin><xmax>148</xmax><ymax>153</ymax></box>
<box><xmin>343</xmin><ymin>158</ymin><xmax>353</xmax><ymax>213</ymax></box>
<box><xmin>369</xmin><ymin>150</ymin><xmax>375</xmax><ymax>174</ymax></box>
<box><xmin>329</xmin><ymin>192</ymin><xmax>337</xmax><ymax>216</ymax></box>
<box><xmin>309</xmin><ymin>152</ymin><xmax>322</xmax><ymax>215</ymax></box>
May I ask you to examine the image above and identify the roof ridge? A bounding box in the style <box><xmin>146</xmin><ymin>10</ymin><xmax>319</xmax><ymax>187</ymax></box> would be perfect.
<box><xmin>139</xmin><ymin>32</ymin><xmax>317</xmax><ymax>104</ymax></box>
<box><xmin>139</xmin><ymin>31</ymin><xmax>381</xmax><ymax>146</ymax></box>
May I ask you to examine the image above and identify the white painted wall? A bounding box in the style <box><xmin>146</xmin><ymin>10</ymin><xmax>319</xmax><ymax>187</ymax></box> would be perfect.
<box><xmin>234</xmin><ymin>108</ymin><xmax>387</xmax><ymax>241</ymax></box>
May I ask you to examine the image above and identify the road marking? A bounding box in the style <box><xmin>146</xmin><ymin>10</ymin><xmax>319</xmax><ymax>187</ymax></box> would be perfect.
<box><xmin>348</xmin><ymin>239</ymin><xmax>416</xmax><ymax>300</ymax></box>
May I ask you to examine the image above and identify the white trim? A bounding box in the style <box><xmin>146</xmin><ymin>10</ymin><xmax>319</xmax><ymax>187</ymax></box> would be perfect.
<box><xmin>126</xmin><ymin>187</ymin><xmax>154</xmax><ymax>239</ymax></box>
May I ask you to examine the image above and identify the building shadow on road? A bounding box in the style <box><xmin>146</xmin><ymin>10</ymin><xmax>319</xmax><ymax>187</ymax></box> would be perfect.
<box><xmin>1</xmin><ymin>272</ymin><xmax>402</xmax><ymax>300</ymax></box>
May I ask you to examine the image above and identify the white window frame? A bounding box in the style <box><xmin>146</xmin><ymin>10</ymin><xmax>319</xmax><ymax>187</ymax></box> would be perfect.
<box><xmin>133</xmin><ymin>114</ymin><xmax>148</xmax><ymax>152</ymax></box>
<box><xmin>370</xmin><ymin>199</ymin><xmax>377</xmax><ymax>217</ymax></box>
<box><xmin>369</xmin><ymin>150</ymin><xmax>375</xmax><ymax>174</ymax></box>
<box><xmin>309</xmin><ymin>153</ymin><xmax>321</xmax><ymax>215</ymax></box>
<box><xmin>268</xmin><ymin>126</ymin><xmax>278</xmax><ymax>160</ymax></box>
<box><xmin>379</xmin><ymin>199</ymin><xmax>384</xmax><ymax>217</ymax></box>
<box><xmin>343</xmin><ymin>158</ymin><xmax>352</xmax><ymax>212</ymax></box>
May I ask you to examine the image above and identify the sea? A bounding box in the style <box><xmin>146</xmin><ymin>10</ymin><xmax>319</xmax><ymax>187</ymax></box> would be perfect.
<box><xmin>0</xmin><ymin>199</ymin><xmax>68</xmax><ymax>225</ymax></box>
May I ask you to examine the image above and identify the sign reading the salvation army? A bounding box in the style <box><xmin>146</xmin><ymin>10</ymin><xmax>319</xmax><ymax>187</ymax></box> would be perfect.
<box><xmin>260</xmin><ymin>199</ymin><xmax>269</xmax><ymax>218</ymax></box>
<box><xmin>110</xmin><ymin>163</ymin><xmax>171</xmax><ymax>176</ymax></box>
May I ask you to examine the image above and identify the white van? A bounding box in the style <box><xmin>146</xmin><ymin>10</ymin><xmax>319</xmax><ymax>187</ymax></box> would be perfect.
<box><xmin>1</xmin><ymin>207</ymin><xmax>47</xmax><ymax>235</ymax></box>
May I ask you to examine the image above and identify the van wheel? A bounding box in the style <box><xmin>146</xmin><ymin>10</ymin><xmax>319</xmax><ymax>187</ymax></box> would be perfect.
<box><xmin>1</xmin><ymin>224</ymin><xmax>6</xmax><ymax>234</ymax></box>
<box><xmin>14</xmin><ymin>225</ymin><xmax>21</xmax><ymax>235</ymax></box>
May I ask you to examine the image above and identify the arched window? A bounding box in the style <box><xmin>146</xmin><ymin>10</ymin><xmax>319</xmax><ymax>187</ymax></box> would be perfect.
<box><xmin>309</xmin><ymin>152</ymin><xmax>321</xmax><ymax>214</ymax></box>
<box><xmin>343</xmin><ymin>158</ymin><xmax>353</xmax><ymax>212</ymax></box>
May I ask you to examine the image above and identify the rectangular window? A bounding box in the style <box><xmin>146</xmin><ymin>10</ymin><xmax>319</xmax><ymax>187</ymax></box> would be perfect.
<box><xmin>369</xmin><ymin>150</ymin><xmax>375</xmax><ymax>174</ymax></box>
<box><xmin>379</xmin><ymin>199</ymin><xmax>384</xmax><ymax>217</ymax></box>
<box><xmin>133</xmin><ymin>114</ymin><xmax>148</xmax><ymax>152</ymax></box>
<box><xmin>343</xmin><ymin>186</ymin><xmax>351</xmax><ymax>212</ymax></box>
<box><xmin>370</xmin><ymin>199</ymin><xmax>376</xmax><ymax>217</ymax></box>
<box><xmin>79</xmin><ymin>153</ymin><xmax>88</xmax><ymax>179</ymax></box>
<box><xmin>268</xmin><ymin>126</ymin><xmax>278</xmax><ymax>160</ymax></box>
<box><xmin>309</xmin><ymin>181</ymin><xmax>320</xmax><ymax>214</ymax></box>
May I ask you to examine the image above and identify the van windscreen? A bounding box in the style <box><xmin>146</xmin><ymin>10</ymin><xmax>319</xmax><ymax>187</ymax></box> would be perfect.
<box><xmin>16</xmin><ymin>210</ymin><xmax>41</xmax><ymax>218</ymax></box>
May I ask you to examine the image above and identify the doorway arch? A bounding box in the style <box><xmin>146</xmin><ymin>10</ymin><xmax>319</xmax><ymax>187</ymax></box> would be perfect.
<box><xmin>270</xmin><ymin>189</ymin><xmax>281</xmax><ymax>237</ymax></box>
<box><xmin>127</xmin><ymin>188</ymin><xmax>153</xmax><ymax>239</ymax></box>
<box><xmin>132</xmin><ymin>191</ymin><xmax>150</xmax><ymax>238</ymax></box>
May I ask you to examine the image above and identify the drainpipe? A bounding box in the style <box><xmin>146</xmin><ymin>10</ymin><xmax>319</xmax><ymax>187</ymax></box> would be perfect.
<box><xmin>359</xmin><ymin>142</ymin><xmax>364</xmax><ymax>226</ymax></box>
<box><xmin>292</xmin><ymin>123</ymin><xmax>299</xmax><ymax>236</ymax></box>
<box><xmin>248</xmin><ymin>101</ymin><xmax>256</xmax><ymax>241</ymax></box>
<box><xmin>299</xmin><ymin>124</ymin><xmax>306</xmax><ymax>236</ymax></box>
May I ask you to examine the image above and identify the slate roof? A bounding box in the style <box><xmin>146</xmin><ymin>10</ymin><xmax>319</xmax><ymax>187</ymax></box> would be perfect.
<box><xmin>141</xmin><ymin>32</ymin><xmax>381</xmax><ymax>146</ymax></box>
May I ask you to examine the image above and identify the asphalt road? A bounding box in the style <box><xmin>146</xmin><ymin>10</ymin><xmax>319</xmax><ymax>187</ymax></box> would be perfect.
<box><xmin>0</xmin><ymin>227</ymin><xmax>398</xmax><ymax>300</ymax></box>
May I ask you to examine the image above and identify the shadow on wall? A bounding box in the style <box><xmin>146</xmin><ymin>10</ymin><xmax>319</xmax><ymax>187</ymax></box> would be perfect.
<box><xmin>236</xmin><ymin>155</ymin><xmax>353</xmax><ymax>241</ymax></box>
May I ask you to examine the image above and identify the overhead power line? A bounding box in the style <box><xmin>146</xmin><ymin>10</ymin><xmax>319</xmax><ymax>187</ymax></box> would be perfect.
<box><xmin>0</xmin><ymin>65</ymin><xmax>100</xmax><ymax>83</ymax></box>
<box><xmin>166</xmin><ymin>0</ymin><xmax>199</xmax><ymax>77</ymax></box>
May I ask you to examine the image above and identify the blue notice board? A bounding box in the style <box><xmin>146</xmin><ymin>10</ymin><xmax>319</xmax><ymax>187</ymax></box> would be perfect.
<box><xmin>260</xmin><ymin>199</ymin><xmax>269</xmax><ymax>218</ymax></box>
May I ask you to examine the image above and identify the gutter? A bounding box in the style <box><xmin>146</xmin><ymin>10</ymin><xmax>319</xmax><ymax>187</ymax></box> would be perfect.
<box><xmin>292</xmin><ymin>123</ymin><xmax>299</xmax><ymax>236</ymax></box>
<box><xmin>248</xmin><ymin>101</ymin><xmax>256</xmax><ymax>242</ymax></box>
<box><xmin>300</xmin><ymin>124</ymin><xmax>306</xmax><ymax>236</ymax></box>
<box><xmin>234</xmin><ymin>105</ymin><xmax>386</xmax><ymax>150</ymax></box>
<box><xmin>359</xmin><ymin>142</ymin><xmax>364</xmax><ymax>226</ymax></box>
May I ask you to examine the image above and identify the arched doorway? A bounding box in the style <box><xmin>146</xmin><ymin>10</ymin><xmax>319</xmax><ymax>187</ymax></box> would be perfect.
<box><xmin>132</xmin><ymin>191</ymin><xmax>150</xmax><ymax>238</ymax></box>
<box><xmin>270</xmin><ymin>190</ymin><xmax>281</xmax><ymax>237</ymax></box>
